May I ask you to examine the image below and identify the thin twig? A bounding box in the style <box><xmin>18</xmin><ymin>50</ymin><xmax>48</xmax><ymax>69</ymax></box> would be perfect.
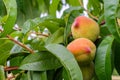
<box><xmin>36</xmin><ymin>33</ymin><xmax>49</xmax><ymax>37</ymax></box>
<box><xmin>7</xmin><ymin>35</ymin><xmax>34</xmax><ymax>54</ymax></box>
<box><xmin>78</xmin><ymin>0</ymin><xmax>98</xmax><ymax>20</ymax></box>
<box><xmin>31</xmin><ymin>32</ymin><xmax>49</xmax><ymax>37</ymax></box>
<box><xmin>4</xmin><ymin>66</ymin><xmax>19</xmax><ymax>71</ymax></box>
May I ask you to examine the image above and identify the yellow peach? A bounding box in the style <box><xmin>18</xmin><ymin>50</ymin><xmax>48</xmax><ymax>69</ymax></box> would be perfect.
<box><xmin>71</xmin><ymin>16</ymin><xmax>100</xmax><ymax>42</ymax></box>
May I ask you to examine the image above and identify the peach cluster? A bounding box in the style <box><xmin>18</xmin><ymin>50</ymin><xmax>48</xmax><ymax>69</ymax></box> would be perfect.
<box><xmin>67</xmin><ymin>16</ymin><xmax>100</xmax><ymax>80</ymax></box>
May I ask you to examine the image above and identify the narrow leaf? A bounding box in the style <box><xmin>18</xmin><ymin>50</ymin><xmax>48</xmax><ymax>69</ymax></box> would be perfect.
<box><xmin>95</xmin><ymin>36</ymin><xmax>114</xmax><ymax>80</ymax></box>
<box><xmin>19</xmin><ymin>73</ymin><xmax>28</xmax><ymax>80</ymax></box>
<box><xmin>21</xmin><ymin>17</ymin><xmax>64</xmax><ymax>34</ymax></box>
<box><xmin>45</xmin><ymin>27</ymin><xmax>64</xmax><ymax>45</ymax></box>
<box><xmin>31</xmin><ymin>71</ymin><xmax>47</xmax><ymax>80</ymax></box>
<box><xmin>31</xmin><ymin>38</ymin><xmax>46</xmax><ymax>51</ymax></box>
<box><xmin>87</xmin><ymin>0</ymin><xmax>101</xmax><ymax>16</ymax></box>
<box><xmin>67</xmin><ymin>0</ymin><xmax>80</xmax><ymax>6</ymax></box>
<box><xmin>1</xmin><ymin>0</ymin><xmax>17</xmax><ymax>37</ymax></box>
<box><xmin>0</xmin><ymin>0</ymin><xmax>6</xmax><ymax>16</ymax></box>
<box><xmin>104</xmin><ymin>0</ymin><xmax>120</xmax><ymax>43</ymax></box>
<box><xmin>49</xmin><ymin>0</ymin><xmax>60</xmax><ymax>17</ymax></box>
<box><xmin>0</xmin><ymin>66</ymin><xmax>5</xmax><ymax>80</ymax></box>
<box><xmin>113</xmin><ymin>40</ymin><xmax>120</xmax><ymax>75</ymax></box>
<box><xmin>19</xmin><ymin>52</ymin><xmax>61</xmax><ymax>71</ymax></box>
<box><xmin>0</xmin><ymin>39</ymin><xmax>14</xmax><ymax>65</ymax></box>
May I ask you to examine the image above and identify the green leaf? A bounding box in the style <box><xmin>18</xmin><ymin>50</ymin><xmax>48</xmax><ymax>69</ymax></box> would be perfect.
<box><xmin>116</xmin><ymin>5</ymin><xmax>120</xmax><ymax>18</ymax></box>
<box><xmin>19</xmin><ymin>73</ymin><xmax>28</xmax><ymax>80</ymax></box>
<box><xmin>45</xmin><ymin>27</ymin><xmax>64</xmax><ymax>45</ymax></box>
<box><xmin>100</xmin><ymin>25</ymin><xmax>111</xmax><ymax>37</ymax></box>
<box><xmin>63</xmin><ymin>6</ymin><xmax>83</xmax><ymax>45</ymax></box>
<box><xmin>39</xmin><ymin>20</ymin><xmax>60</xmax><ymax>33</ymax></box>
<box><xmin>10</xmin><ymin>56</ymin><xmax>24</xmax><ymax>74</ymax></box>
<box><xmin>95</xmin><ymin>36</ymin><xmax>114</xmax><ymax>80</ymax></box>
<box><xmin>44</xmin><ymin>0</ymin><xmax>50</xmax><ymax>10</ymax></box>
<box><xmin>63</xmin><ymin>6</ymin><xmax>83</xmax><ymax>17</ymax></box>
<box><xmin>49</xmin><ymin>0</ymin><xmax>60</xmax><ymax>17</ymax></box>
<box><xmin>98</xmin><ymin>14</ymin><xmax>104</xmax><ymax>25</ymax></box>
<box><xmin>0</xmin><ymin>0</ymin><xmax>6</xmax><ymax>16</ymax></box>
<box><xmin>19</xmin><ymin>52</ymin><xmax>62</xmax><ymax>71</ymax></box>
<box><xmin>87</xmin><ymin>0</ymin><xmax>101</xmax><ymax>16</ymax></box>
<box><xmin>46</xmin><ymin>70</ymin><xmax>56</xmax><ymax>80</ymax></box>
<box><xmin>45</xmin><ymin>44</ymin><xmax>83</xmax><ymax>80</ymax></box>
<box><xmin>113</xmin><ymin>40</ymin><xmax>120</xmax><ymax>75</ymax></box>
<box><xmin>10</xmin><ymin>44</ymin><xmax>23</xmax><ymax>53</ymax></box>
<box><xmin>16</xmin><ymin>0</ymin><xmax>49</xmax><ymax>25</ymax></box>
<box><xmin>31</xmin><ymin>38</ymin><xmax>46</xmax><ymax>51</ymax></box>
<box><xmin>8</xmin><ymin>52</ymin><xmax>29</xmax><ymax>60</ymax></box>
<box><xmin>62</xmin><ymin>67</ymin><xmax>71</xmax><ymax>80</ymax></box>
<box><xmin>21</xmin><ymin>19</ymin><xmax>38</xmax><ymax>34</ymax></box>
<box><xmin>0</xmin><ymin>66</ymin><xmax>5</xmax><ymax>80</ymax></box>
<box><xmin>21</xmin><ymin>17</ymin><xmax>64</xmax><ymax>34</ymax></box>
<box><xmin>0</xmin><ymin>0</ymin><xmax>17</xmax><ymax>37</ymax></box>
<box><xmin>99</xmin><ymin>0</ymin><xmax>103</xmax><ymax>3</ymax></box>
<box><xmin>66</xmin><ymin>0</ymin><xmax>80</xmax><ymax>6</ymax></box>
<box><xmin>31</xmin><ymin>71</ymin><xmax>47</xmax><ymax>80</ymax></box>
<box><xmin>104</xmin><ymin>0</ymin><xmax>120</xmax><ymax>43</ymax></box>
<box><xmin>0</xmin><ymin>39</ymin><xmax>14</xmax><ymax>65</ymax></box>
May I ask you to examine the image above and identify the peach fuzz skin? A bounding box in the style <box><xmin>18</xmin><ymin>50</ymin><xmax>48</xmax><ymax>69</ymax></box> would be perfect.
<box><xmin>71</xmin><ymin>16</ymin><xmax>100</xmax><ymax>42</ymax></box>
<box><xmin>67</xmin><ymin>38</ymin><xmax>96</xmax><ymax>65</ymax></box>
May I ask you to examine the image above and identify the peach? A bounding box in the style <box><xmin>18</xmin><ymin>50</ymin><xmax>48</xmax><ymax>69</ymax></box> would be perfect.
<box><xmin>79</xmin><ymin>62</ymin><xmax>94</xmax><ymax>80</ymax></box>
<box><xmin>71</xmin><ymin>16</ymin><xmax>100</xmax><ymax>42</ymax></box>
<box><xmin>67</xmin><ymin>38</ymin><xmax>96</xmax><ymax>64</ymax></box>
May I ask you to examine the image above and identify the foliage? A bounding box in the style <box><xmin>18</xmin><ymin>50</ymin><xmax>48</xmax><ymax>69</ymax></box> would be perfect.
<box><xmin>0</xmin><ymin>0</ymin><xmax>120</xmax><ymax>80</ymax></box>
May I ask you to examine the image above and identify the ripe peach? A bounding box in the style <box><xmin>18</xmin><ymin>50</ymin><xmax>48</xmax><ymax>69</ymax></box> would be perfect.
<box><xmin>71</xmin><ymin>16</ymin><xmax>100</xmax><ymax>42</ymax></box>
<box><xmin>67</xmin><ymin>38</ymin><xmax>96</xmax><ymax>64</ymax></box>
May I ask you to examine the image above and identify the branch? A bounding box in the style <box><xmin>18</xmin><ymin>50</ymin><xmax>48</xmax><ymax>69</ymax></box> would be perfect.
<box><xmin>36</xmin><ymin>33</ymin><xmax>49</xmax><ymax>37</ymax></box>
<box><xmin>31</xmin><ymin>32</ymin><xmax>49</xmax><ymax>37</ymax></box>
<box><xmin>4</xmin><ymin>66</ymin><xmax>19</xmax><ymax>71</ymax></box>
<box><xmin>7</xmin><ymin>35</ymin><xmax>34</xmax><ymax>54</ymax></box>
<box><xmin>78</xmin><ymin>0</ymin><xmax>98</xmax><ymax>20</ymax></box>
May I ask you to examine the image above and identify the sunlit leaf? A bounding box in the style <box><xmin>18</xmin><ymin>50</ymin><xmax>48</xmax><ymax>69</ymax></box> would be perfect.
<box><xmin>49</xmin><ymin>0</ymin><xmax>60</xmax><ymax>17</ymax></box>
<box><xmin>95</xmin><ymin>36</ymin><xmax>114</xmax><ymax>80</ymax></box>
<box><xmin>104</xmin><ymin>0</ymin><xmax>120</xmax><ymax>43</ymax></box>
<box><xmin>45</xmin><ymin>27</ymin><xmax>64</xmax><ymax>45</ymax></box>
<box><xmin>21</xmin><ymin>17</ymin><xmax>65</xmax><ymax>34</ymax></box>
<box><xmin>16</xmin><ymin>0</ymin><xmax>49</xmax><ymax>25</ymax></box>
<box><xmin>87</xmin><ymin>0</ymin><xmax>102</xmax><ymax>16</ymax></box>
<box><xmin>0</xmin><ymin>39</ymin><xmax>14</xmax><ymax>65</ymax></box>
<box><xmin>19</xmin><ymin>52</ymin><xmax>62</xmax><ymax>71</ymax></box>
<box><xmin>31</xmin><ymin>38</ymin><xmax>46</xmax><ymax>51</ymax></box>
<box><xmin>66</xmin><ymin>0</ymin><xmax>80</xmax><ymax>6</ymax></box>
<box><xmin>30</xmin><ymin>71</ymin><xmax>47</xmax><ymax>80</ymax></box>
<box><xmin>0</xmin><ymin>0</ymin><xmax>17</xmax><ymax>37</ymax></box>
<box><xmin>45</xmin><ymin>44</ymin><xmax>83</xmax><ymax>80</ymax></box>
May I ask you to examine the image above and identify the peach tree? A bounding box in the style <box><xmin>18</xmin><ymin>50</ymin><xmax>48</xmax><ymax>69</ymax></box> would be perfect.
<box><xmin>0</xmin><ymin>0</ymin><xmax>120</xmax><ymax>80</ymax></box>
